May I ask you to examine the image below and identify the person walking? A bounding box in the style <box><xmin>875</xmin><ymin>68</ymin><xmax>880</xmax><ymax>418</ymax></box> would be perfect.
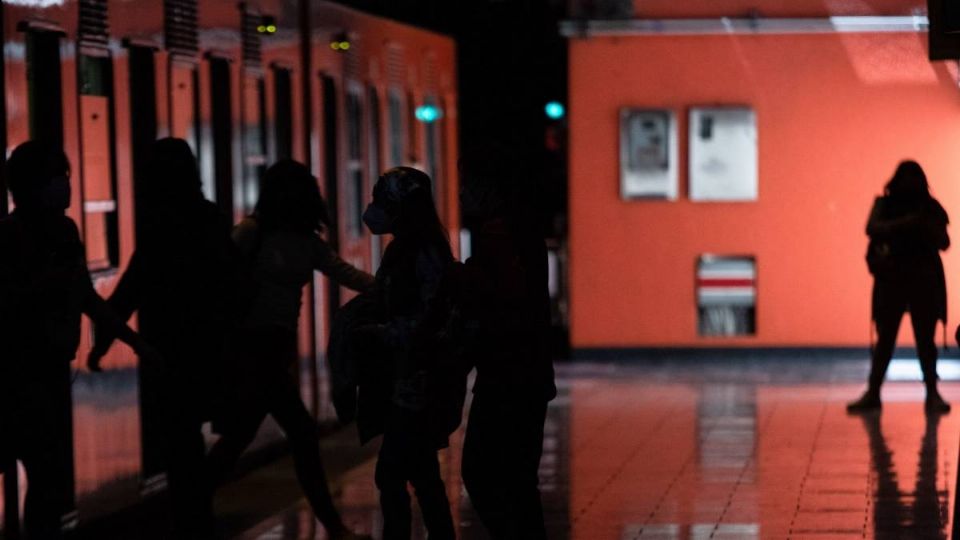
<box><xmin>87</xmin><ymin>138</ymin><xmax>236</xmax><ymax>537</ymax></box>
<box><xmin>205</xmin><ymin>159</ymin><xmax>373</xmax><ymax>540</ymax></box>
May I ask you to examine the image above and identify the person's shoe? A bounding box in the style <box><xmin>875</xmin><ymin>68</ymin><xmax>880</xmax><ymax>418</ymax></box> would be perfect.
<box><xmin>847</xmin><ymin>392</ymin><xmax>882</xmax><ymax>413</ymax></box>
<box><xmin>925</xmin><ymin>391</ymin><xmax>951</xmax><ymax>414</ymax></box>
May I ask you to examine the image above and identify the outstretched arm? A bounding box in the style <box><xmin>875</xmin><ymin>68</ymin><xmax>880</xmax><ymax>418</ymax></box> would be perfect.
<box><xmin>313</xmin><ymin>237</ymin><xmax>376</xmax><ymax>292</ymax></box>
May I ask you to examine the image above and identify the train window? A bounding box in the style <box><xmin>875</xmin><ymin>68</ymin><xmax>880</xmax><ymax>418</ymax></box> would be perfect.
<box><xmin>368</xmin><ymin>87</ymin><xmax>382</xmax><ymax>177</ymax></box>
<box><xmin>346</xmin><ymin>88</ymin><xmax>364</xmax><ymax>238</ymax></box>
<box><xmin>367</xmin><ymin>86</ymin><xmax>383</xmax><ymax>269</ymax></box>
<box><xmin>25</xmin><ymin>30</ymin><xmax>64</xmax><ymax>147</ymax></box>
<box><xmin>209</xmin><ymin>58</ymin><xmax>234</xmax><ymax>215</ymax></box>
<box><xmin>387</xmin><ymin>89</ymin><xmax>404</xmax><ymax>167</ymax></box>
<box><xmin>320</xmin><ymin>74</ymin><xmax>340</xmax><ymax>313</ymax></box>
<box><xmin>79</xmin><ymin>53</ymin><xmax>120</xmax><ymax>271</ymax></box>
<box><xmin>407</xmin><ymin>91</ymin><xmax>420</xmax><ymax>164</ymax></box>
<box><xmin>169</xmin><ymin>60</ymin><xmax>206</xmax><ymax>197</ymax></box>
<box><xmin>242</xmin><ymin>74</ymin><xmax>268</xmax><ymax>214</ymax></box>
<box><xmin>273</xmin><ymin>67</ymin><xmax>293</xmax><ymax>160</ymax></box>
<box><xmin>423</xmin><ymin>96</ymin><xmax>441</xmax><ymax>203</ymax></box>
<box><xmin>127</xmin><ymin>46</ymin><xmax>158</xmax><ymax>243</ymax></box>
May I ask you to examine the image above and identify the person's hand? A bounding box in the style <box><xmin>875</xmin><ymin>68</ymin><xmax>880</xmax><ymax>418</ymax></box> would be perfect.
<box><xmin>87</xmin><ymin>345</ymin><xmax>108</xmax><ymax>373</ymax></box>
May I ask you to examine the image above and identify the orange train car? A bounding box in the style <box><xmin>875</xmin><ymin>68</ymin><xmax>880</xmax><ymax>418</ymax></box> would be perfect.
<box><xmin>0</xmin><ymin>0</ymin><xmax>458</xmax><ymax>532</ymax></box>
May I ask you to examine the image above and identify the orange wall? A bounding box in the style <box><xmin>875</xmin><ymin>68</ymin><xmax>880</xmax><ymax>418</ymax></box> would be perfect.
<box><xmin>568</xmin><ymin>30</ymin><xmax>960</xmax><ymax>348</ymax></box>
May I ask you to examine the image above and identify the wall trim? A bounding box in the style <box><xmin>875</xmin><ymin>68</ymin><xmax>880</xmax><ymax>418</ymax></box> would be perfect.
<box><xmin>570</xmin><ymin>346</ymin><xmax>958</xmax><ymax>362</ymax></box>
<box><xmin>560</xmin><ymin>15</ymin><xmax>930</xmax><ymax>38</ymax></box>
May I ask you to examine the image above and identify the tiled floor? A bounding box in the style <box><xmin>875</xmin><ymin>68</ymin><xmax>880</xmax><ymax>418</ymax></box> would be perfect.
<box><xmin>231</xmin><ymin>358</ymin><xmax>960</xmax><ymax>539</ymax></box>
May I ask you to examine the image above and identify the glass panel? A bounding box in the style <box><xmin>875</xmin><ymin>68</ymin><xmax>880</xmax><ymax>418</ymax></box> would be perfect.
<box><xmin>273</xmin><ymin>67</ymin><xmax>293</xmax><ymax>160</ymax></box>
<box><xmin>388</xmin><ymin>90</ymin><xmax>403</xmax><ymax>167</ymax></box>
<box><xmin>243</xmin><ymin>75</ymin><xmax>268</xmax><ymax>213</ymax></box>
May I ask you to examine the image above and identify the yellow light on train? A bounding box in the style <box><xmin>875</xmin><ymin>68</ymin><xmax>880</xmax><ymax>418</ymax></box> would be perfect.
<box><xmin>330</xmin><ymin>32</ymin><xmax>351</xmax><ymax>52</ymax></box>
<box><xmin>258</xmin><ymin>16</ymin><xmax>278</xmax><ymax>35</ymax></box>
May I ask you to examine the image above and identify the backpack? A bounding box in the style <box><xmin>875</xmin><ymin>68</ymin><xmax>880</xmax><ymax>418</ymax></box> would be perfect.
<box><xmin>865</xmin><ymin>239</ymin><xmax>894</xmax><ymax>276</ymax></box>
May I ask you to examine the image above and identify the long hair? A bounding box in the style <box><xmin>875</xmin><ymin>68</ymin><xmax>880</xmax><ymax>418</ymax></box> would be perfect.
<box><xmin>383</xmin><ymin>167</ymin><xmax>452</xmax><ymax>261</ymax></box>
<box><xmin>885</xmin><ymin>160</ymin><xmax>930</xmax><ymax>202</ymax></box>
<box><xmin>254</xmin><ymin>159</ymin><xmax>330</xmax><ymax>234</ymax></box>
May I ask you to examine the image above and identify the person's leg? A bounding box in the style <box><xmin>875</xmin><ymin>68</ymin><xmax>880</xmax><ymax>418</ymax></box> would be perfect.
<box><xmin>268</xmin><ymin>376</ymin><xmax>349</xmax><ymax>535</ymax></box>
<box><xmin>164</xmin><ymin>399</ymin><xmax>214</xmax><ymax>537</ymax></box>
<box><xmin>909</xmin><ymin>303</ymin><xmax>950</xmax><ymax>411</ymax></box>
<box><xmin>503</xmin><ymin>399</ymin><xmax>548</xmax><ymax>540</ymax></box>
<box><xmin>850</xmin><ymin>286</ymin><xmax>905</xmax><ymax>412</ymax></box>
<box><xmin>20</xmin><ymin>438</ymin><xmax>64</xmax><ymax>539</ymax></box>
<box><xmin>22</xmin><ymin>456</ymin><xmax>62</xmax><ymax>539</ymax></box>
<box><xmin>406</xmin><ymin>444</ymin><xmax>455</xmax><ymax>540</ymax></box>
<box><xmin>868</xmin><ymin>305</ymin><xmax>904</xmax><ymax>395</ymax></box>
<box><xmin>375</xmin><ymin>433</ymin><xmax>413</xmax><ymax>540</ymax></box>
<box><xmin>462</xmin><ymin>394</ymin><xmax>509</xmax><ymax>538</ymax></box>
<box><xmin>206</xmin><ymin>410</ymin><xmax>266</xmax><ymax>488</ymax></box>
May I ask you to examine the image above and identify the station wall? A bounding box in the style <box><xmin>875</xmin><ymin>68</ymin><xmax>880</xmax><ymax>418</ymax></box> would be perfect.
<box><xmin>568</xmin><ymin>24</ymin><xmax>960</xmax><ymax>348</ymax></box>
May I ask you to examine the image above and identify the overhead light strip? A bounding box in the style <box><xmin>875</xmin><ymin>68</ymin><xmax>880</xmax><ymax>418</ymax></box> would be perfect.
<box><xmin>560</xmin><ymin>15</ymin><xmax>929</xmax><ymax>37</ymax></box>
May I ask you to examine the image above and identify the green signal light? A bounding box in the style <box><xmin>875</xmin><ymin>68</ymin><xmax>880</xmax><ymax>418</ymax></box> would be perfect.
<box><xmin>415</xmin><ymin>104</ymin><xmax>442</xmax><ymax>123</ymax></box>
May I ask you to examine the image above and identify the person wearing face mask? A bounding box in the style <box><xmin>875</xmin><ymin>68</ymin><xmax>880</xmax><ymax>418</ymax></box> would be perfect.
<box><xmin>0</xmin><ymin>140</ymin><xmax>160</xmax><ymax>539</ymax></box>
<box><xmin>358</xmin><ymin>167</ymin><xmax>459</xmax><ymax>540</ymax></box>
<box><xmin>86</xmin><ymin>138</ymin><xmax>237</xmax><ymax>537</ymax></box>
<box><xmin>206</xmin><ymin>159</ymin><xmax>374</xmax><ymax>540</ymax></box>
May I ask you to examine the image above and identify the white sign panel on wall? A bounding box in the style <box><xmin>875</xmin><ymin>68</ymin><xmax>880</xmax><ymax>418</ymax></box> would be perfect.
<box><xmin>689</xmin><ymin>107</ymin><xmax>758</xmax><ymax>202</ymax></box>
<box><xmin>620</xmin><ymin>109</ymin><xmax>678</xmax><ymax>200</ymax></box>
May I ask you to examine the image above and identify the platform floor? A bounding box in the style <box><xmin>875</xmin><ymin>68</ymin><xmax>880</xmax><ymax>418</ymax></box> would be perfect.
<box><xmin>209</xmin><ymin>358</ymin><xmax>960</xmax><ymax>539</ymax></box>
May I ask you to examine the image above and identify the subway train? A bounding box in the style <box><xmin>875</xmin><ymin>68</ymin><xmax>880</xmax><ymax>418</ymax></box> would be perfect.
<box><xmin>0</xmin><ymin>0</ymin><xmax>459</xmax><ymax>533</ymax></box>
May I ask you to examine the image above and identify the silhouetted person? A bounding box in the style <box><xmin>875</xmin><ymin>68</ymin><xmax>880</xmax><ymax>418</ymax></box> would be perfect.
<box><xmin>859</xmin><ymin>413</ymin><xmax>948</xmax><ymax>538</ymax></box>
<box><xmin>0</xmin><ymin>141</ymin><xmax>158</xmax><ymax>538</ymax></box>
<box><xmin>87</xmin><ymin>138</ymin><xmax>235</xmax><ymax>537</ymax></box>
<box><xmin>849</xmin><ymin>161</ymin><xmax>950</xmax><ymax>413</ymax></box>
<box><xmin>205</xmin><ymin>160</ymin><xmax>373</xmax><ymax>540</ymax></box>
<box><xmin>457</xmin><ymin>143</ymin><xmax>556</xmax><ymax>540</ymax></box>
<box><xmin>361</xmin><ymin>167</ymin><xmax>458</xmax><ymax>540</ymax></box>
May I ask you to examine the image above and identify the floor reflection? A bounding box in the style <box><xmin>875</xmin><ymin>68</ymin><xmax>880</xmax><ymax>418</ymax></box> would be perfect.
<box><xmin>119</xmin><ymin>360</ymin><xmax>960</xmax><ymax>539</ymax></box>
<box><xmin>860</xmin><ymin>411</ymin><xmax>949</xmax><ymax>539</ymax></box>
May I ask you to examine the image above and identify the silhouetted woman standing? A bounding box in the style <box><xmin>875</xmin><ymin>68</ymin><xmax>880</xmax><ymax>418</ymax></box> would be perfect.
<box><xmin>849</xmin><ymin>161</ymin><xmax>950</xmax><ymax>413</ymax></box>
<box><xmin>361</xmin><ymin>167</ymin><xmax>458</xmax><ymax>540</ymax></box>
<box><xmin>206</xmin><ymin>160</ymin><xmax>373</xmax><ymax>540</ymax></box>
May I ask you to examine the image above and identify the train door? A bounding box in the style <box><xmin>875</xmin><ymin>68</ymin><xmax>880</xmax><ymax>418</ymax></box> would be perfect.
<box><xmin>125</xmin><ymin>43</ymin><xmax>169</xmax><ymax>492</ymax></box>
<box><xmin>208</xmin><ymin>57</ymin><xmax>234</xmax><ymax>217</ymax></box>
